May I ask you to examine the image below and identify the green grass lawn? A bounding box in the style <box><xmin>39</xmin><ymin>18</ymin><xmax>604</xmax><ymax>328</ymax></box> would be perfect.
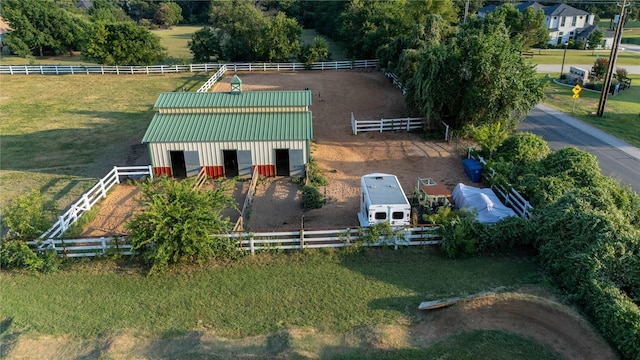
<box><xmin>0</xmin><ymin>73</ymin><xmax>209</xmax><ymax>212</ymax></box>
<box><xmin>0</xmin><ymin>249</ymin><xmax>554</xmax><ymax>358</ymax></box>
<box><xmin>151</xmin><ymin>25</ymin><xmax>202</xmax><ymax>61</ymax></box>
<box><xmin>540</xmin><ymin>74</ymin><xmax>640</xmax><ymax>148</ymax></box>
<box><xmin>527</xmin><ymin>48</ymin><xmax>640</xmax><ymax>66</ymax></box>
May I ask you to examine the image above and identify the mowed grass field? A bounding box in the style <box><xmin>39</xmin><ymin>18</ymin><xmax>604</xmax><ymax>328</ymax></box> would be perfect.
<box><xmin>0</xmin><ymin>250</ymin><xmax>560</xmax><ymax>359</ymax></box>
<box><xmin>0</xmin><ymin>73</ymin><xmax>209</xmax><ymax>212</ymax></box>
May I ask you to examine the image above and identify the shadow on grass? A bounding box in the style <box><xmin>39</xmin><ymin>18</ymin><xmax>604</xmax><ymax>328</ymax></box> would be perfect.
<box><xmin>0</xmin><ymin>317</ymin><xmax>20</xmax><ymax>358</ymax></box>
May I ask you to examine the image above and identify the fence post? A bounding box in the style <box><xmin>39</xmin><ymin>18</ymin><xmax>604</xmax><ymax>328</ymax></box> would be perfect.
<box><xmin>346</xmin><ymin>228</ymin><xmax>351</xmax><ymax>246</ymax></box>
<box><xmin>148</xmin><ymin>165</ymin><xmax>154</xmax><ymax>181</ymax></box>
<box><xmin>380</xmin><ymin>119</ymin><xmax>384</xmax><ymax>133</ymax></box>
<box><xmin>300</xmin><ymin>229</ymin><xmax>305</xmax><ymax>250</ymax></box>
<box><xmin>250</xmin><ymin>237</ymin><xmax>255</xmax><ymax>256</ymax></box>
<box><xmin>99</xmin><ymin>178</ymin><xmax>107</xmax><ymax>199</ymax></box>
<box><xmin>101</xmin><ymin>237</ymin><xmax>107</xmax><ymax>254</ymax></box>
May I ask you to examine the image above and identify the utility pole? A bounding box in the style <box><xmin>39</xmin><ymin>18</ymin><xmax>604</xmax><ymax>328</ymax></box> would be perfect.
<box><xmin>596</xmin><ymin>0</ymin><xmax>630</xmax><ymax>117</ymax></box>
<box><xmin>463</xmin><ymin>0</ymin><xmax>470</xmax><ymax>23</ymax></box>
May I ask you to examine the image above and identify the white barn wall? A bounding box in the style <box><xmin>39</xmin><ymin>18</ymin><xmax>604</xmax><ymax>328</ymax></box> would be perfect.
<box><xmin>148</xmin><ymin>140</ymin><xmax>308</xmax><ymax>168</ymax></box>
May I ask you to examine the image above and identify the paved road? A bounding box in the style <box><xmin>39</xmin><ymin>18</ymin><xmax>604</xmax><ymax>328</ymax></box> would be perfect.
<box><xmin>519</xmin><ymin>104</ymin><xmax>640</xmax><ymax>194</ymax></box>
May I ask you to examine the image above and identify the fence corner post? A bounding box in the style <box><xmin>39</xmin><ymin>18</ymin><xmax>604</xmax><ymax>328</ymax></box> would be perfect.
<box><xmin>148</xmin><ymin>165</ymin><xmax>154</xmax><ymax>181</ymax></box>
<box><xmin>114</xmin><ymin>166</ymin><xmax>120</xmax><ymax>184</ymax></box>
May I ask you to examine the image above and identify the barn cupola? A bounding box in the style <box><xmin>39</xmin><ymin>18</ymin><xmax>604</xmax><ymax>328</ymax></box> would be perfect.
<box><xmin>230</xmin><ymin>74</ymin><xmax>242</xmax><ymax>94</ymax></box>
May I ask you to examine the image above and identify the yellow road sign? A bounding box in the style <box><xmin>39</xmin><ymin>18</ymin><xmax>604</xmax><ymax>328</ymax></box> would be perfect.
<box><xmin>572</xmin><ymin>93</ymin><xmax>580</xmax><ymax>99</ymax></box>
<box><xmin>572</xmin><ymin>84</ymin><xmax>582</xmax><ymax>95</ymax></box>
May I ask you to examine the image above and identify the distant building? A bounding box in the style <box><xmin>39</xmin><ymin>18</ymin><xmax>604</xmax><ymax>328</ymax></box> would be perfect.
<box><xmin>0</xmin><ymin>16</ymin><xmax>12</xmax><ymax>48</ymax></box>
<box><xmin>478</xmin><ymin>1</ymin><xmax>596</xmax><ymax>46</ymax></box>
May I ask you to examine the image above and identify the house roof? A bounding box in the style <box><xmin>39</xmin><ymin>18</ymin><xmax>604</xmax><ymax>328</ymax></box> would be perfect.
<box><xmin>0</xmin><ymin>17</ymin><xmax>12</xmax><ymax>35</ymax></box>
<box><xmin>142</xmin><ymin>112</ymin><xmax>313</xmax><ymax>143</ymax></box>
<box><xmin>545</xmin><ymin>3</ymin><xmax>589</xmax><ymax>17</ymax></box>
<box><xmin>479</xmin><ymin>2</ymin><xmax>590</xmax><ymax>18</ymax></box>
<box><xmin>153</xmin><ymin>90</ymin><xmax>312</xmax><ymax>109</ymax></box>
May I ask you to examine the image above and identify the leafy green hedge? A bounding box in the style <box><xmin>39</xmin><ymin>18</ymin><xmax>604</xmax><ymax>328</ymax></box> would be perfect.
<box><xmin>461</xmin><ymin>133</ymin><xmax>640</xmax><ymax>359</ymax></box>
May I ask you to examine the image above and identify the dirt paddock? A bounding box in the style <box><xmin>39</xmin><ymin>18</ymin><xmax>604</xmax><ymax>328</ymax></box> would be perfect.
<box><xmin>81</xmin><ymin>70</ymin><xmax>472</xmax><ymax>236</ymax></box>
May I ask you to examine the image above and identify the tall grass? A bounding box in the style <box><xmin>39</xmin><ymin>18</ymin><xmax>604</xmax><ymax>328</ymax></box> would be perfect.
<box><xmin>0</xmin><ymin>249</ymin><xmax>540</xmax><ymax>338</ymax></box>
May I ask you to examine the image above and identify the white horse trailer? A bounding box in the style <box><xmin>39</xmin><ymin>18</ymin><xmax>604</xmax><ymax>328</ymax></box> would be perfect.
<box><xmin>358</xmin><ymin>173</ymin><xmax>411</xmax><ymax>227</ymax></box>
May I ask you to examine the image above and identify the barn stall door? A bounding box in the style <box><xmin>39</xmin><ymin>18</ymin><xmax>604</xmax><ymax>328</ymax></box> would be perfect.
<box><xmin>237</xmin><ymin>150</ymin><xmax>252</xmax><ymax>176</ymax></box>
<box><xmin>170</xmin><ymin>151</ymin><xmax>187</xmax><ymax>178</ymax></box>
<box><xmin>275</xmin><ymin>149</ymin><xmax>290</xmax><ymax>176</ymax></box>
<box><xmin>184</xmin><ymin>151</ymin><xmax>200</xmax><ymax>177</ymax></box>
<box><xmin>289</xmin><ymin>149</ymin><xmax>304</xmax><ymax>177</ymax></box>
<box><xmin>170</xmin><ymin>151</ymin><xmax>200</xmax><ymax>178</ymax></box>
<box><xmin>223</xmin><ymin>150</ymin><xmax>239</xmax><ymax>178</ymax></box>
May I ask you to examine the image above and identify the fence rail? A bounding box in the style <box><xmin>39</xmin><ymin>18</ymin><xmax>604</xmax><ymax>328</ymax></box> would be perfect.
<box><xmin>469</xmin><ymin>150</ymin><xmax>533</xmax><ymax>218</ymax></box>
<box><xmin>39</xmin><ymin>166</ymin><xmax>152</xmax><ymax>240</ymax></box>
<box><xmin>29</xmin><ymin>226</ymin><xmax>441</xmax><ymax>258</ymax></box>
<box><xmin>351</xmin><ymin>112</ymin><xmax>424</xmax><ymax>135</ymax></box>
<box><xmin>0</xmin><ymin>60</ymin><xmax>378</xmax><ymax>76</ymax></box>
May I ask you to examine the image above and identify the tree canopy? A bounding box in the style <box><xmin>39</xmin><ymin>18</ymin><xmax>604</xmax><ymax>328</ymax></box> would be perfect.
<box><xmin>82</xmin><ymin>21</ymin><xmax>166</xmax><ymax>65</ymax></box>
<box><xmin>0</xmin><ymin>0</ymin><xmax>87</xmax><ymax>57</ymax></box>
<box><xmin>405</xmin><ymin>17</ymin><xmax>544</xmax><ymax>132</ymax></box>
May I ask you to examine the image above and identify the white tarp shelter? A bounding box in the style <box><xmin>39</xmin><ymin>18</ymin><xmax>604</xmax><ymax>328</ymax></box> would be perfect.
<box><xmin>452</xmin><ymin>183</ymin><xmax>516</xmax><ymax>223</ymax></box>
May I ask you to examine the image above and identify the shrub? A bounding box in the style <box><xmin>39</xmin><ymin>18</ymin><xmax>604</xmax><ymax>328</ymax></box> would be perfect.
<box><xmin>301</xmin><ymin>185</ymin><xmax>325</xmax><ymax>209</ymax></box>
<box><xmin>2</xmin><ymin>190</ymin><xmax>57</xmax><ymax>241</ymax></box>
<box><xmin>477</xmin><ymin>216</ymin><xmax>537</xmax><ymax>254</ymax></box>
<box><xmin>495</xmin><ymin>132</ymin><xmax>550</xmax><ymax>163</ymax></box>
<box><xmin>126</xmin><ymin>176</ymin><xmax>238</xmax><ymax>275</ymax></box>
<box><xmin>436</xmin><ymin>210</ymin><xmax>483</xmax><ymax>257</ymax></box>
<box><xmin>0</xmin><ymin>240</ymin><xmax>61</xmax><ymax>273</ymax></box>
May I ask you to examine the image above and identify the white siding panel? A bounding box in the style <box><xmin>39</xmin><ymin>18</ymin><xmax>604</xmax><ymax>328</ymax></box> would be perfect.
<box><xmin>148</xmin><ymin>140</ymin><xmax>307</xmax><ymax>168</ymax></box>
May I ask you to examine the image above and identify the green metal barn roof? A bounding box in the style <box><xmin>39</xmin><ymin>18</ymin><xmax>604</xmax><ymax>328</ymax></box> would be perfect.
<box><xmin>153</xmin><ymin>90</ymin><xmax>312</xmax><ymax>109</ymax></box>
<box><xmin>142</xmin><ymin>112</ymin><xmax>313</xmax><ymax>142</ymax></box>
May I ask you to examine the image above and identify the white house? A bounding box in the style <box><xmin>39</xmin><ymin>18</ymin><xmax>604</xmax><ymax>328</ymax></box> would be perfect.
<box><xmin>478</xmin><ymin>1</ymin><xmax>595</xmax><ymax>46</ymax></box>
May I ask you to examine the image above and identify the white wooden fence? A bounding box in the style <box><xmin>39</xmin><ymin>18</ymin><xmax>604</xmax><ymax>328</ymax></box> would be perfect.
<box><xmin>381</xmin><ymin>68</ymin><xmax>406</xmax><ymax>95</ymax></box>
<box><xmin>39</xmin><ymin>166</ymin><xmax>152</xmax><ymax>241</ymax></box>
<box><xmin>0</xmin><ymin>60</ymin><xmax>378</xmax><ymax>76</ymax></box>
<box><xmin>469</xmin><ymin>151</ymin><xmax>533</xmax><ymax>218</ymax></box>
<box><xmin>197</xmin><ymin>64</ymin><xmax>227</xmax><ymax>92</ymax></box>
<box><xmin>28</xmin><ymin>226</ymin><xmax>441</xmax><ymax>258</ymax></box>
<box><xmin>351</xmin><ymin>112</ymin><xmax>424</xmax><ymax>135</ymax></box>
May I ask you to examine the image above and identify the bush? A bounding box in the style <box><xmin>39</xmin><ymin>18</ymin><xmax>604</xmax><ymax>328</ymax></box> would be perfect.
<box><xmin>301</xmin><ymin>185</ymin><xmax>325</xmax><ymax>209</ymax></box>
<box><xmin>2</xmin><ymin>190</ymin><xmax>57</xmax><ymax>241</ymax></box>
<box><xmin>437</xmin><ymin>210</ymin><xmax>483</xmax><ymax>257</ymax></box>
<box><xmin>495</xmin><ymin>132</ymin><xmax>550</xmax><ymax>163</ymax></box>
<box><xmin>0</xmin><ymin>240</ymin><xmax>61</xmax><ymax>273</ymax></box>
<box><xmin>126</xmin><ymin>176</ymin><xmax>238</xmax><ymax>275</ymax></box>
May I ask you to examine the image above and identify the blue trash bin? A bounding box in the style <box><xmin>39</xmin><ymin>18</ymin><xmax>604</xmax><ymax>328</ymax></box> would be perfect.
<box><xmin>462</xmin><ymin>158</ymin><xmax>483</xmax><ymax>183</ymax></box>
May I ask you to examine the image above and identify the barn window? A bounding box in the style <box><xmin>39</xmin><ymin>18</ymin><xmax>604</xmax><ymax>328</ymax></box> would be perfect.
<box><xmin>392</xmin><ymin>212</ymin><xmax>404</xmax><ymax>220</ymax></box>
<box><xmin>375</xmin><ymin>212</ymin><xmax>387</xmax><ymax>220</ymax></box>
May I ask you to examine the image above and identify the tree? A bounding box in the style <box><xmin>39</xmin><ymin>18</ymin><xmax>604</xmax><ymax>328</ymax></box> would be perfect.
<box><xmin>338</xmin><ymin>0</ymin><xmax>409</xmax><ymax>59</ymax></box>
<box><xmin>298</xmin><ymin>36</ymin><xmax>330</xmax><ymax>69</ymax></box>
<box><xmin>257</xmin><ymin>12</ymin><xmax>301</xmax><ymax>62</ymax></box>
<box><xmin>406</xmin><ymin>18</ymin><xmax>544</xmax><ymax>132</ymax></box>
<box><xmin>481</xmin><ymin>4</ymin><xmax>549</xmax><ymax>50</ymax></box>
<box><xmin>592</xmin><ymin>57</ymin><xmax>609</xmax><ymax>81</ymax></box>
<box><xmin>126</xmin><ymin>177</ymin><xmax>238</xmax><ymax>274</ymax></box>
<box><xmin>587</xmin><ymin>29</ymin><xmax>604</xmax><ymax>53</ymax></box>
<box><xmin>82</xmin><ymin>21</ymin><xmax>166</xmax><ymax>65</ymax></box>
<box><xmin>88</xmin><ymin>0</ymin><xmax>132</xmax><ymax>23</ymax></box>
<box><xmin>154</xmin><ymin>1</ymin><xmax>183</xmax><ymax>28</ymax></box>
<box><xmin>209</xmin><ymin>0</ymin><xmax>266</xmax><ymax>61</ymax></box>
<box><xmin>0</xmin><ymin>0</ymin><xmax>86</xmax><ymax>57</ymax></box>
<box><xmin>188</xmin><ymin>26</ymin><xmax>222</xmax><ymax>63</ymax></box>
